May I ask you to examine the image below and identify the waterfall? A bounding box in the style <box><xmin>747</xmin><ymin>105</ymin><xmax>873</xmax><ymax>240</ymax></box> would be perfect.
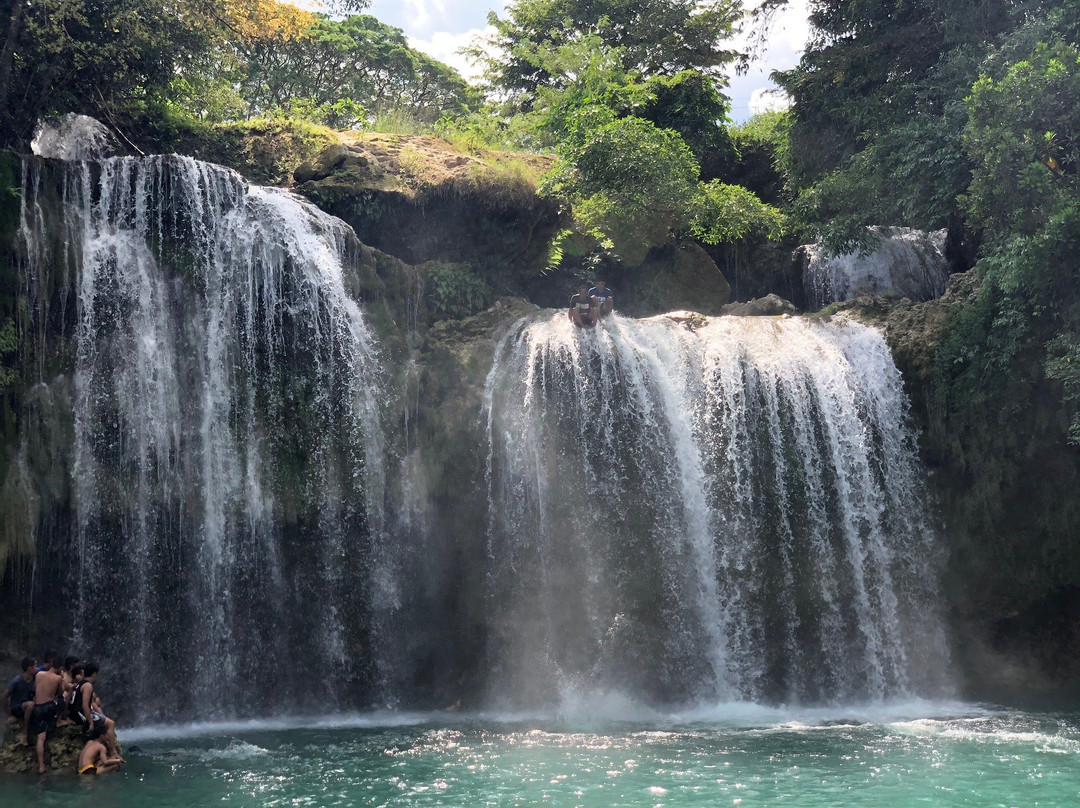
<box><xmin>17</xmin><ymin>154</ymin><xmax>391</xmax><ymax>721</ymax></box>
<box><xmin>483</xmin><ymin>312</ymin><xmax>948</xmax><ymax>707</ymax></box>
<box><xmin>802</xmin><ymin>226</ymin><xmax>951</xmax><ymax>310</ymax></box>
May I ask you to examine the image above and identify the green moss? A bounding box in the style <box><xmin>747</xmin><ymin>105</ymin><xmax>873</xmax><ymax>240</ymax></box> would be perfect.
<box><xmin>134</xmin><ymin>113</ymin><xmax>337</xmax><ymax>186</ymax></box>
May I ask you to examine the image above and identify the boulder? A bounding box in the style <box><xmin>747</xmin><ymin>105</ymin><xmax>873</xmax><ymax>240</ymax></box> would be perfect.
<box><xmin>626</xmin><ymin>243</ymin><xmax>731</xmax><ymax>315</ymax></box>
<box><xmin>1</xmin><ymin>721</ymin><xmax>92</xmax><ymax>774</ymax></box>
<box><xmin>721</xmin><ymin>294</ymin><xmax>799</xmax><ymax>317</ymax></box>
<box><xmin>800</xmin><ymin>226</ymin><xmax>951</xmax><ymax>310</ymax></box>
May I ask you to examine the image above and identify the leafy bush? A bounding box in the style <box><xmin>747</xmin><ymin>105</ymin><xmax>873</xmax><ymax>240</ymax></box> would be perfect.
<box><xmin>427</xmin><ymin>264</ymin><xmax>492</xmax><ymax>319</ymax></box>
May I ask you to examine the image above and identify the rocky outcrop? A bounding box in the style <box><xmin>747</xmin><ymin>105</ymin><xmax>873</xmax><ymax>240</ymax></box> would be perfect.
<box><xmin>621</xmin><ymin>243</ymin><xmax>731</xmax><ymax>314</ymax></box>
<box><xmin>721</xmin><ymin>294</ymin><xmax>799</xmax><ymax>317</ymax></box>
<box><xmin>1</xmin><ymin>722</ymin><xmax>91</xmax><ymax>774</ymax></box>
<box><xmin>825</xmin><ymin>271</ymin><xmax>978</xmax><ymax>426</ymax></box>
<box><xmin>293</xmin><ymin>135</ymin><xmax>562</xmax><ymax>284</ymax></box>
<box><xmin>801</xmin><ymin>226</ymin><xmax>952</xmax><ymax>311</ymax></box>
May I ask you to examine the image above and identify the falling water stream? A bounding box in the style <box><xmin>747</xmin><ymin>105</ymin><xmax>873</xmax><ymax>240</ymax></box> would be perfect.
<box><xmin>482</xmin><ymin>313</ymin><xmax>949</xmax><ymax>708</ymax></box>
<box><xmin>9</xmin><ymin>135</ymin><xmax>1076</xmax><ymax>806</ymax></box>
<box><xmin>18</xmin><ymin>154</ymin><xmax>390</xmax><ymax>720</ymax></box>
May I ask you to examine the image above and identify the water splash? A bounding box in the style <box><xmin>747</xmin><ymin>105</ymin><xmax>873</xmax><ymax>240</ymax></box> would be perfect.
<box><xmin>17</xmin><ymin>155</ymin><xmax>389</xmax><ymax>720</ymax></box>
<box><xmin>31</xmin><ymin>114</ymin><xmax>118</xmax><ymax>162</ymax></box>
<box><xmin>483</xmin><ymin>312</ymin><xmax>949</xmax><ymax>707</ymax></box>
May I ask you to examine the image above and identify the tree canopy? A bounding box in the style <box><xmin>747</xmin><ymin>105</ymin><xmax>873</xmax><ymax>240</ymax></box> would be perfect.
<box><xmin>479</xmin><ymin>0</ymin><xmax>742</xmax><ymax>102</ymax></box>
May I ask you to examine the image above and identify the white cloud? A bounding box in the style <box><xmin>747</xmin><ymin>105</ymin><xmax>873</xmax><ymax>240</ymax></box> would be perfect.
<box><xmin>408</xmin><ymin>26</ymin><xmax>493</xmax><ymax>82</ymax></box>
<box><xmin>727</xmin><ymin>0</ymin><xmax>812</xmax><ymax>121</ymax></box>
<box><xmin>748</xmin><ymin>87</ymin><xmax>791</xmax><ymax>115</ymax></box>
<box><xmin>400</xmin><ymin>0</ymin><xmax>446</xmax><ymax>30</ymax></box>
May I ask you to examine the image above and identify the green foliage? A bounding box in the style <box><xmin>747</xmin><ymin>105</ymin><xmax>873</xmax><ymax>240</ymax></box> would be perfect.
<box><xmin>479</xmin><ymin>0</ymin><xmax>742</xmax><ymax>101</ymax></box>
<box><xmin>426</xmin><ymin>264</ymin><xmax>492</xmax><ymax>319</ymax></box>
<box><xmin>239</xmin><ymin>15</ymin><xmax>476</xmax><ymax>127</ymax></box>
<box><xmin>0</xmin><ymin>0</ymin><xmax>216</xmax><ymax>146</ymax></box>
<box><xmin>727</xmin><ymin>110</ymin><xmax>791</xmax><ymax>203</ymax></box>
<box><xmin>690</xmin><ymin>181</ymin><xmax>785</xmax><ymax>244</ymax></box>
<box><xmin>963</xmin><ymin>40</ymin><xmax>1080</xmax><ymax>235</ymax></box>
<box><xmin>543</xmin><ymin>116</ymin><xmax>700</xmax><ymax>264</ymax></box>
<box><xmin>636</xmin><ymin>71</ymin><xmax>736</xmax><ymax>179</ymax></box>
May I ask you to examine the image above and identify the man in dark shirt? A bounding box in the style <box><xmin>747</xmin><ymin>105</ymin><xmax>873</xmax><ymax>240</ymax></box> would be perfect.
<box><xmin>569</xmin><ymin>284</ymin><xmax>596</xmax><ymax>327</ymax></box>
<box><xmin>589</xmin><ymin>280</ymin><xmax>614</xmax><ymax>318</ymax></box>
<box><xmin>3</xmin><ymin>656</ymin><xmax>37</xmax><ymax>745</ymax></box>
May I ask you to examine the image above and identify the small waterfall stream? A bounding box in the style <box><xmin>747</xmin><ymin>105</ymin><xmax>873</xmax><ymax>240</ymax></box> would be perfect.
<box><xmin>17</xmin><ymin>154</ymin><xmax>390</xmax><ymax>720</ymax></box>
<box><xmin>483</xmin><ymin>313</ymin><xmax>948</xmax><ymax>707</ymax></box>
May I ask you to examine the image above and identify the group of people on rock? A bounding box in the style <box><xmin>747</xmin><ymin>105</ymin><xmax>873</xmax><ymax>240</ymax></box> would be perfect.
<box><xmin>569</xmin><ymin>280</ymin><xmax>615</xmax><ymax>328</ymax></box>
<box><xmin>2</xmin><ymin>654</ymin><xmax>124</xmax><ymax>775</ymax></box>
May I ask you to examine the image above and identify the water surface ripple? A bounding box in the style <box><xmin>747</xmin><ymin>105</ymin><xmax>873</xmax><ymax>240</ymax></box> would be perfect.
<box><xmin>5</xmin><ymin>705</ymin><xmax>1079</xmax><ymax>807</ymax></box>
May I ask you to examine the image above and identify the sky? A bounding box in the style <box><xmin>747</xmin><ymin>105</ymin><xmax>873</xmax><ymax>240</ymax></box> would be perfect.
<box><xmin>364</xmin><ymin>0</ymin><xmax>814</xmax><ymax>122</ymax></box>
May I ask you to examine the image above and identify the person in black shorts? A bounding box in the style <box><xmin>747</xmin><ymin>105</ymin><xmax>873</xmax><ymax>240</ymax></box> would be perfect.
<box><xmin>31</xmin><ymin>662</ymin><xmax>64</xmax><ymax>773</ymax></box>
<box><xmin>3</xmin><ymin>656</ymin><xmax>37</xmax><ymax>745</ymax></box>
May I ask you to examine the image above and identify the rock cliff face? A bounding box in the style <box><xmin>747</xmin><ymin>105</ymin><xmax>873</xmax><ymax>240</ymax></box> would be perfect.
<box><xmin>293</xmin><ymin>135</ymin><xmax>562</xmax><ymax>289</ymax></box>
<box><xmin>0</xmin><ymin>723</ymin><xmax>98</xmax><ymax>774</ymax></box>
<box><xmin>836</xmin><ymin>272</ymin><xmax>1080</xmax><ymax>704</ymax></box>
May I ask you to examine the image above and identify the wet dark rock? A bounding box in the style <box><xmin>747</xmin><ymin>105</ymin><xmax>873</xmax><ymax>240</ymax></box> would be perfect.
<box><xmin>720</xmin><ymin>294</ymin><xmax>799</xmax><ymax>317</ymax></box>
<box><xmin>1</xmin><ymin>722</ymin><xmax>90</xmax><ymax>774</ymax></box>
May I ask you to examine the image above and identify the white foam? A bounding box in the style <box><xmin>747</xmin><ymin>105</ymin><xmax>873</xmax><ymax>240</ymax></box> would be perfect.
<box><xmin>122</xmin><ymin>700</ymin><xmax>993</xmax><ymax>742</ymax></box>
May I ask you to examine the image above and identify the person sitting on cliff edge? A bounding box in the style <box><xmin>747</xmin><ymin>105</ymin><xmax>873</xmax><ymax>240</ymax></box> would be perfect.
<box><xmin>589</xmin><ymin>280</ymin><xmax>614</xmax><ymax>318</ymax></box>
<box><xmin>71</xmin><ymin>663</ymin><xmax>122</xmax><ymax>761</ymax></box>
<box><xmin>3</xmin><ymin>656</ymin><xmax>37</xmax><ymax>746</ymax></box>
<box><xmin>570</xmin><ymin>284</ymin><xmax>597</xmax><ymax>328</ymax></box>
<box><xmin>31</xmin><ymin>659</ymin><xmax>64</xmax><ymax>773</ymax></box>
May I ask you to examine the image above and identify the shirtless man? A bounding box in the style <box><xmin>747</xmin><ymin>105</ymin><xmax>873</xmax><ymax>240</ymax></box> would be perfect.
<box><xmin>77</xmin><ymin>737</ymin><xmax>123</xmax><ymax>776</ymax></box>
<box><xmin>31</xmin><ymin>662</ymin><xmax>64</xmax><ymax>773</ymax></box>
<box><xmin>3</xmin><ymin>657</ymin><xmax>36</xmax><ymax>746</ymax></box>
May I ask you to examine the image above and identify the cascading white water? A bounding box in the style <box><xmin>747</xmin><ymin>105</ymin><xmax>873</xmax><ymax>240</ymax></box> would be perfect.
<box><xmin>483</xmin><ymin>312</ymin><xmax>949</xmax><ymax>707</ymax></box>
<box><xmin>802</xmin><ymin>226</ymin><xmax>951</xmax><ymax>310</ymax></box>
<box><xmin>17</xmin><ymin>154</ymin><xmax>390</xmax><ymax>720</ymax></box>
<box><xmin>31</xmin><ymin>113</ymin><xmax>118</xmax><ymax>162</ymax></box>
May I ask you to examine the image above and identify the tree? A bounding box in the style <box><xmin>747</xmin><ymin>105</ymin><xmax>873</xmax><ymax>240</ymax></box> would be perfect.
<box><xmin>237</xmin><ymin>15</ymin><xmax>474</xmax><ymax>125</ymax></box>
<box><xmin>479</xmin><ymin>0</ymin><xmax>742</xmax><ymax>103</ymax></box>
<box><xmin>544</xmin><ymin>114</ymin><xmax>702</xmax><ymax>264</ymax></box>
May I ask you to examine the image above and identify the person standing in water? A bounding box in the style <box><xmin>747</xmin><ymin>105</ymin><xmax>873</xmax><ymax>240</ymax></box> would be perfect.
<box><xmin>589</xmin><ymin>280</ymin><xmax>614</xmax><ymax>318</ymax></box>
<box><xmin>569</xmin><ymin>284</ymin><xmax>597</xmax><ymax>327</ymax></box>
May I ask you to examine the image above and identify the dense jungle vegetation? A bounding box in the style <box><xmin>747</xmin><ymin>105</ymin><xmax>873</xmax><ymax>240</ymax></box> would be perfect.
<box><xmin>2</xmin><ymin>0</ymin><xmax>1080</xmax><ymax>687</ymax></box>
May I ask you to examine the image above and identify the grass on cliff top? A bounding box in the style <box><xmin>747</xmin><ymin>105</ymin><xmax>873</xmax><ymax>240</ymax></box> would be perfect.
<box><xmin>158</xmin><ymin>108</ymin><xmax>551</xmax><ymax>207</ymax></box>
<box><xmin>342</xmin><ymin>129</ymin><xmax>552</xmax><ymax>209</ymax></box>
<box><xmin>163</xmin><ymin>114</ymin><xmax>338</xmax><ymax>186</ymax></box>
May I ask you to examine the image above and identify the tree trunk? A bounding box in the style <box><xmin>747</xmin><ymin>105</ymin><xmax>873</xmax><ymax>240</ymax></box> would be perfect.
<box><xmin>0</xmin><ymin>0</ymin><xmax>26</xmax><ymax>117</ymax></box>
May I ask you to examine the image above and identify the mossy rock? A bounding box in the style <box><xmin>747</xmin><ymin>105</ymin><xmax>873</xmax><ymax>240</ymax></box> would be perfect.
<box><xmin>618</xmin><ymin>243</ymin><xmax>731</xmax><ymax>316</ymax></box>
<box><xmin>0</xmin><ymin>721</ymin><xmax>115</xmax><ymax>774</ymax></box>
<box><xmin>294</xmin><ymin>135</ymin><xmax>562</xmax><ymax>284</ymax></box>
